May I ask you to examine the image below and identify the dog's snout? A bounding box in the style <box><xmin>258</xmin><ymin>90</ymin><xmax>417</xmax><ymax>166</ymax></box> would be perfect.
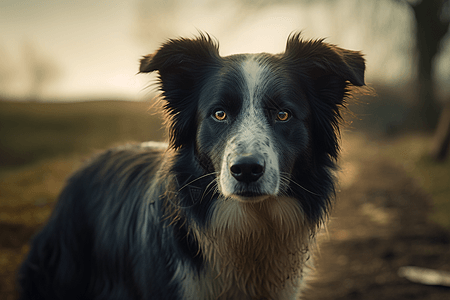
<box><xmin>229</xmin><ymin>155</ymin><xmax>265</xmax><ymax>183</ymax></box>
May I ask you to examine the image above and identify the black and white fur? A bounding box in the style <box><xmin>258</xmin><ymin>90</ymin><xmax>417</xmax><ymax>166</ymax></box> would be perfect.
<box><xmin>18</xmin><ymin>33</ymin><xmax>365</xmax><ymax>300</ymax></box>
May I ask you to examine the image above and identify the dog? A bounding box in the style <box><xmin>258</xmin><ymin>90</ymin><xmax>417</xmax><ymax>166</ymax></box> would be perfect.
<box><xmin>18</xmin><ymin>33</ymin><xmax>365</xmax><ymax>300</ymax></box>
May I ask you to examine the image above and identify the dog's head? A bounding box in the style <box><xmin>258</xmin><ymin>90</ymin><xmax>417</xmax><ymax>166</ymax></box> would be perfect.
<box><xmin>140</xmin><ymin>33</ymin><xmax>365</xmax><ymax>216</ymax></box>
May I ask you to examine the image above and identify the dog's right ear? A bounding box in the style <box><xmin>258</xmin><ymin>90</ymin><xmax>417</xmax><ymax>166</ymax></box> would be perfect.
<box><xmin>139</xmin><ymin>34</ymin><xmax>220</xmax><ymax>149</ymax></box>
<box><xmin>139</xmin><ymin>54</ymin><xmax>154</xmax><ymax>73</ymax></box>
<box><xmin>139</xmin><ymin>34</ymin><xmax>219</xmax><ymax>75</ymax></box>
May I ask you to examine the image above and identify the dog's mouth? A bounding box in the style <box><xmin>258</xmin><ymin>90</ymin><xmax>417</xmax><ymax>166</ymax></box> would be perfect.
<box><xmin>236</xmin><ymin>191</ymin><xmax>263</xmax><ymax>198</ymax></box>
<box><xmin>230</xmin><ymin>190</ymin><xmax>271</xmax><ymax>203</ymax></box>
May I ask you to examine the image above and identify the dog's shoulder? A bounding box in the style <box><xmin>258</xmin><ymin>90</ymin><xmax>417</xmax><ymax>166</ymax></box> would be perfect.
<box><xmin>58</xmin><ymin>142</ymin><xmax>169</xmax><ymax>208</ymax></box>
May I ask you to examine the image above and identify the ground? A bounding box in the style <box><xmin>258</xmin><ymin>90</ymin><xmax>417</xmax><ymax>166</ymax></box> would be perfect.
<box><xmin>303</xmin><ymin>133</ymin><xmax>450</xmax><ymax>300</ymax></box>
<box><xmin>0</xmin><ymin>133</ymin><xmax>449</xmax><ymax>299</ymax></box>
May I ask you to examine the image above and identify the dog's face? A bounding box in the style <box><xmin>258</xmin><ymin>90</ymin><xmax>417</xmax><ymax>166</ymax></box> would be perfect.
<box><xmin>140</xmin><ymin>33</ymin><xmax>365</xmax><ymax>207</ymax></box>
<box><xmin>195</xmin><ymin>54</ymin><xmax>310</xmax><ymax>202</ymax></box>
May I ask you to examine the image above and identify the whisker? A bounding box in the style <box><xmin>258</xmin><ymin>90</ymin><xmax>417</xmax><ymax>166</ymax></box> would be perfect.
<box><xmin>199</xmin><ymin>179</ymin><xmax>219</xmax><ymax>204</ymax></box>
<box><xmin>280</xmin><ymin>172</ymin><xmax>321</xmax><ymax>196</ymax></box>
<box><xmin>177</xmin><ymin>172</ymin><xmax>218</xmax><ymax>192</ymax></box>
<box><xmin>279</xmin><ymin>174</ymin><xmax>290</xmax><ymax>190</ymax></box>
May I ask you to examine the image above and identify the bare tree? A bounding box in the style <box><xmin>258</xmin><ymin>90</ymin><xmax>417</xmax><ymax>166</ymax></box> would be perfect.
<box><xmin>0</xmin><ymin>45</ymin><xmax>16</xmax><ymax>98</ymax></box>
<box><xmin>430</xmin><ymin>102</ymin><xmax>450</xmax><ymax>160</ymax></box>
<box><xmin>23</xmin><ymin>41</ymin><xmax>62</xmax><ymax>101</ymax></box>
<box><xmin>405</xmin><ymin>0</ymin><xmax>450</xmax><ymax>130</ymax></box>
<box><xmin>400</xmin><ymin>0</ymin><xmax>450</xmax><ymax>160</ymax></box>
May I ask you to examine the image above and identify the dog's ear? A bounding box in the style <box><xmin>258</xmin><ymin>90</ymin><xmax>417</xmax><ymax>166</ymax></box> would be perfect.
<box><xmin>140</xmin><ymin>34</ymin><xmax>220</xmax><ymax>149</ymax></box>
<box><xmin>305</xmin><ymin>44</ymin><xmax>365</xmax><ymax>87</ymax></box>
<box><xmin>284</xmin><ymin>33</ymin><xmax>366</xmax><ymax>160</ymax></box>
<box><xmin>284</xmin><ymin>33</ymin><xmax>365</xmax><ymax>88</ymax></box>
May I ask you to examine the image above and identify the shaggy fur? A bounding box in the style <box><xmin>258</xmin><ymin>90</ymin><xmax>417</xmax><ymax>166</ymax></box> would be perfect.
<box><xmin>18</xmin><ymin>33</ymin><xmax>365</xmax><ymax>300</ymax></box>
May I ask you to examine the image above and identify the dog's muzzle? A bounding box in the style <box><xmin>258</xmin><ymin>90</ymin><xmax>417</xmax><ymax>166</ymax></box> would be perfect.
<box><xmin>219</xmin><ymin>136</ymin><xmax>279</xmax><ymax>200</ymax></box>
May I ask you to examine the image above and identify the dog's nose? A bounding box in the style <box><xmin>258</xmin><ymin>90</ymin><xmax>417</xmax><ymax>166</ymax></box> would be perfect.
<box><xmin>229</xmin><ymin>155</ymin><xmax>265</xmax><ymax>183</ymax></box>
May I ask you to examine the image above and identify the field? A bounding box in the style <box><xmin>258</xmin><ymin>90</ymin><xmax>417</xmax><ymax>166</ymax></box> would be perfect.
<box><xmin>1</xmin><ymin>99</ymin><xmax>449</xmax><ymax>299</ymax></box>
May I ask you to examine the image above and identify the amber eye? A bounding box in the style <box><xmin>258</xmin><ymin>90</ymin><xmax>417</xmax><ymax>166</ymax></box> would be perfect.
<box><xmin>276</xmin><ymin>111</ymin><xmax>290</xmax><ymax>122</ymax></box>
<box><xmin>214</xmin><ymin>110</ymin><xmax>227</xmax><ymax>121</ymax></box>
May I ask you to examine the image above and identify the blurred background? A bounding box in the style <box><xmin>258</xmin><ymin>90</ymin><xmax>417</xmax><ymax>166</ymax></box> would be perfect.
<box><xmin>0</xmin><ymin>0</ymin><xmax>449</xmax><ymax>299</ymax></box>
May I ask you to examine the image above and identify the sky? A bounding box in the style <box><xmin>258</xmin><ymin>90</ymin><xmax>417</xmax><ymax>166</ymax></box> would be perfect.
<box><xmin>0</xmin><ymin>0</ymin><xmax>144</xmax><ymax>100</ymax></box>
<box><xmin>0</xmin><ymin>0</ymin><xmax>449</xmax><ymax>101</ymax></box>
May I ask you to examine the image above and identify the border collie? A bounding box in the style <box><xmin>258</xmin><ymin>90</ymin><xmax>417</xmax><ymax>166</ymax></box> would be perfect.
<box><xmin>18</xmin><ymin>33</ymin><xmax>365</xmax><ymax>300</ymax></box>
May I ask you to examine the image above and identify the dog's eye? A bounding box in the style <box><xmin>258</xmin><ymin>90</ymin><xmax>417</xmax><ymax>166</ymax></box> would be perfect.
<box><xmin>213</xmin><ymin>110</ymin><xmax>227</xmax><ymax>121</ymax></box>
<box><xmin>276</xmin><ymin>111</ymin><xmax>291</xmax><ymax>122</ymax></box>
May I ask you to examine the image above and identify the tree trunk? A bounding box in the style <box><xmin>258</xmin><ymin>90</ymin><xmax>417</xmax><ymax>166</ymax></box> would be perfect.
<box><xmin>410</xmin><ymin>0</ymin><xmax>449</xmax><ymax>130</ymax></box>
<box><xmin>430</xmin><ymin>103</ymin><xmax>450</xmax><ymax>161</ymax></box>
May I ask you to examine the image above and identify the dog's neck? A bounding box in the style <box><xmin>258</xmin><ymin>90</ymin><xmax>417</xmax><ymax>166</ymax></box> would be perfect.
<box><xmin>192</xmin><ymin>196</ymin><xmax>314</xmax><ymax>299</ymax></box>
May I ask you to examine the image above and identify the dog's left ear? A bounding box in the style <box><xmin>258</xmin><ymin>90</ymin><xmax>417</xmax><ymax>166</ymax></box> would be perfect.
<box><xmin>284</xmin><ymin>33</ymin><xmax>365</xmax><ymax>88</ymax></box>
<box><xmin>140</xmin><ymin>34</ymin><xmax>220</xmax><ymax>149</ymax></box>
<box><xmin>284</xmin><ymin>33</ymin><xmax>366</xmax><ymax>160</ymax></box>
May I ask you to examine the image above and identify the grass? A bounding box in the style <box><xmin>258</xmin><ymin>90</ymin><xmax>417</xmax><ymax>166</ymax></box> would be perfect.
<box><xmin>416</xmin><ymin>156</ymin><xmax>450</xmax><ymax>229</ymax></box>
<box><xmin>0</xmin><ymin>100</ymin><xmax>165</xmax><ymax>169</ymax></box>
<box><xmin>379</xmin><ymin>134</ymin><xmax>450</xmax><ymax>229</ymax></box>
<box><xmin>0</xmin><ymin>155</ymin><xmax>83</xmax><ymax>226</ymax></box>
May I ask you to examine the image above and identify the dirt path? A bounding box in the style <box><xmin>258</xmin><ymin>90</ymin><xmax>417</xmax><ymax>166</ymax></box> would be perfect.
<box><xmin>303</xmin><ymin>133</ymin><xmax>450</xmax><ymax>300</ymax></box>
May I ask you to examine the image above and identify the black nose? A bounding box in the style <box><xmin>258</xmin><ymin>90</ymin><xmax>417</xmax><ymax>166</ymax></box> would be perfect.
<box><xmin>229</xmin><ymin>155</ymin><xmax>265</xmax><ymax>183</ymax></box>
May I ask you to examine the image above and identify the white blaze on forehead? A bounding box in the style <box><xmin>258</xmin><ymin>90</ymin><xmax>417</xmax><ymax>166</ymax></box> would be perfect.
<box><xmin>240</xmin><ymin>56</ymin><xmax>269</xmax><ymax>107</ymax></box>
<box><xmin>237</xmin><ymin>56</ymin><xmax>270</xmax><ymax>144</ymax></box>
